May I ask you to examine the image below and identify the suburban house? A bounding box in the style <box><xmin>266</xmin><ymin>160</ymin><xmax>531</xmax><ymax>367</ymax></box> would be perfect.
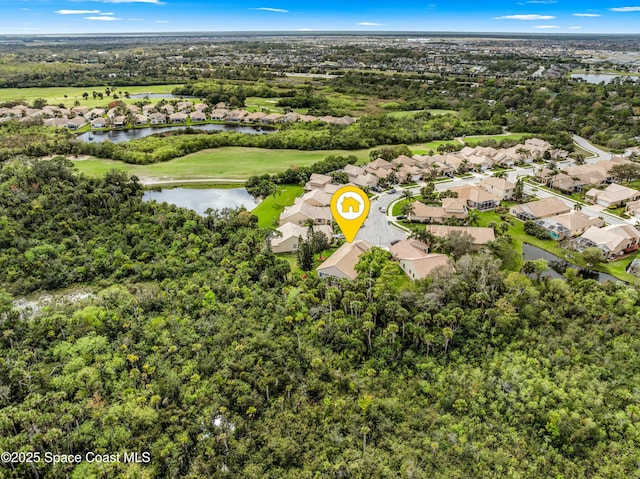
<box><xmin>297</xmin><ymin>189</ymin><xmax>332</xmax><ymax>207</ymax></box>
<box><xmin>262</xmin><ymin>113</ymin><xmax>284</xmax><ymax>124</ymax></box>
<box><xmin>227</xmin><ymin>110</ymin><xmax>248</xmax><ymax>122</ymax></box>
<box><xmin>169</xmin><ymin>113</ymin><xmax>187</xmax><ymax>124</ymax></box>
<box><xmin>210</xmin><ymin>109</ymin><xmax>228</xmax><ymax>120</ymax></box>
<box><xmin>626</xmin><ymin>199</ymin><xmax>640</xmax><ymax>218</ymax></box>
<box><xmin>91</xmin><ymin>118</ymin><xmax>108</xmax><ymax>129</ymax></box>
<box><xmin>149</xmin><ymin>113</ymin><xmax>167</xmax><ymax>125</ymax></box>
<box><xmin>134</xmin><ymin>114</ymin><xmax>148</xmax><ymax>126</ymax></box>
<box><xmin>627</xmin><ymin>258</ymin><xmax>640</xmax><ymax>276</ymax></box>
<box><xmin>409</xmin><ymin>198</ymin><xmax>467</xmax><ymax>223</ymax></box>
<box><xmin>425</xmin><ymin>225</ymin><xmax>496</xmax><ymax>250</ymax></box>
<box><xmin>367</xmin><ymin>158</ymin><xmax>393</xmax><ymax>171</ymax></box>
<box><xmin>160</xmin><ymin>105</ymin><xmax>175</xmax><ymax>115</ymax></box>
<box><xmin>126</xmin><ymin>104</ymin><xmax>141</xmax><ymax>114</ymax></box>
<box><xmin>112</xmin><ymin>116</ymin><xmax>126</xmax><ymax>128</ymax></box>
<box><xmin>316</xmin><ymin>240</ymin><xmax>372</xmax><ymax>280</ymax></box>
<box><xmin>389</xmin><ymin>239</ymin><xmax>451</xmax><ymax>280</ymax></box>
<box><xmin>534</xmin><ymin>211</ymin><xmax>604</xmax><ymax>240</ymax></box>
<box><xmin>282</xmin><ymin>112</ymin><xmax>300</xmax><ymax>122</ymax></box>
<box><xmin>304</xmin><ymin>173</ymin><xmax>333</xmax><ymax>191</ymax></box>
<box><xmin>270</xmin><ymin>223</ymin><xmax>333</xmax><ymax>254</ymax></box>
<box><xmin>194</xmin><ymin>103</ymin><xmax>208</xmax><ymax>112</ymax></box>
<box><xmin>85</xmin><ymin>108</ymin><xmax>105</xmax><ymax>120</ymax></box>
<box><xmin>510</xmin><ymin>197</ymin><xmax>571</xmax><ymax>221</ymax></box>
<box><xmin>176</xmin><ymin>101</ymin><xmax>192</xmax><ymax>113</ymax></box>
<box><xmin>142</xmin><ymin>104</ymin><xmax>156</xmax><ymax>115</ymax></box>
<box><xmin>344</xmin><ymin>164</ymin><xmax>365</xmax><ymax>179</ymax></box>
<box><xmin>72</xmin><ymin>106</ymin><xmax>90</xmax><ymax>116</ymax></box>
<box><xmin>279</xmin><ymin>202</ymin><xmax>332</xmax><ymax>226</ymax></box>
<box><xmin>244</xmin><ymin>112</ymin><xmax>266</xmax><ymax>123</ymax></box>
<box><xmin>575</xmin><ymin>224</ymin><xmax>640</xmax><ymax>259</ymax></box>
<box><xmin>449</xmin><ymin>184</ymin><xmax>501</xmax><ymax>210</ymax></box>
<box><xmin>351</xmin><ymin>173</ymin><xmax>379</xmax><ymax>189</ymax></box>
<box><xmin>585</xmin><ymin>184</ymin><xmax>640</xmax><ymax>208</ymax></box>
<box><xmin>64</xmin><ymin>117</ymin><xmax>87</xmax><ymax>129</ymax></box>
<box><xmin>190</xmin><ymin>111</ymin><xmax>207</xmax><ymax>123</ymax></box>
<box><xmin>478</xmin><ymin>177</ymin><xmax>516</xmax><ymax>201</ymax></box>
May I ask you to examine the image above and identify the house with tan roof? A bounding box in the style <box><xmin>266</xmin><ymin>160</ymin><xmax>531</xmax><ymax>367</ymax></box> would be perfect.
<box><xmin>149</xmin><ymin>113</ymin><xmax>167</xmax><ymax>125</ymax></box>
<box><xmin>189</xmin><ymin>111</ymin><xmax>207</xmax><ymax>123</ymax></box>
<box><xmin>392</xmin><ymin>155</ymin><xmax>418</xmax><ymax>168</ymax></box>
<box><xmin>227</xmin><ymin>109</ymin><xmax>248</xmax><ymax>122</ymax></box>
<box><xmin>626</xmin><ymin>199</ymin><xmax>640</xmax><ymax>218</ymax></box>
<box><xmin>282</xmin><ymin>112</ymin><xmax>300</xmax><ymax>122</ymax></box>
<box><xmin>409</xmin><ymin>198</ymin><xmax>467</xmax><ymax>223</ymax></box>
<box><xmin>367</xmin><ymin>158</ymin><xmax>393</xmax><ymax>170</ymax></box>
<box><xmin>297</xmin><ymin>189</ymin><xmax>332</xmax><ymax>207</ymax></box>
<box><xmin>575</xmin><ymin>224</ymin><xmax>640</xmax><ymax>259</ymax></box>
<box><xmin>351</xmin><ymin>173</ymin><xmax>379</xmax><ymax>189</ymax></box>
<box><xmin>317</xmin><ymin>240</ymin><xmax>372</xmax><ymax>280</ymax></box>
<box><xmin>280</xmin><ymin>202</ymin><xmax>332</xmax><ymax>226</ymax></box>
<box><xmin>169</xmin><ymin>113</ymin><xmax>187</xmax><ymax>124</ymax></box>
<box><xmin>91</xmin><ymin>117</ymin><xmax>108</xmax><ymax>129</ymax></box>
<box><xmin>510</xmin><ymin>197</ymin><xmax>571</xmax><ymax>221</ymax></box>
<box><xmin>271</xmin><ymin>223</ymin><xmax>333</xmax><ymax>254</ymax></box>
<box><xmin>389</xmin><ymin>239</ymin><xmax>451</xmax><ymax>280</ymax></box>
<box><xmin>344</xmin><ymin>164</ymin><xmax>365</xmax><ymax>178</ymax></box>
<box><xmin>425</xmin><ymin>225</ymin><xmax>496</xmax><ymax>250</ymax></box>
<box><xmin>210</xmin><ymin>109</ymin><xmax>228</xmax><ymax>120</ymax></box>
<box><xmin>478</xmin><ymin>177</ymin><xmax>516</xmax><ymax>201</ymax></box>
<box><xmin>244</xmin><ymin>111</ymin><xmax>266</xmax><ymax>123</ymax></box>
<box><xmin>304</xmin><ymin>173</ymin><xmax>332</xmax><ymax>191</ymax></box>
<box><xmin>448</xmin><ymin>185</ymin><xmax>501</xmax><ymax>210</ymax></box>
<box><xmin>134</xmin><ymin>114</ymin><xmax>148</xmax><ymax>126</ymax></box>
<box><xmin>194</xmin><ymin>103</ymin><xmax>208</xmax><ymax>112</ymax></box>
<box><xmin>534</xmin><ymin>211</ymin><xmax>604</xmax><ymax>240</ymax></box>
<box><xmin>585</xmin><ymin>183</ymin><xmax>640</xmax><ymax>208</ymax></box>
<box><xmin>262</xmin><ymin>113</ymin><xmax>284</xmax><ymax>124</ymax></box>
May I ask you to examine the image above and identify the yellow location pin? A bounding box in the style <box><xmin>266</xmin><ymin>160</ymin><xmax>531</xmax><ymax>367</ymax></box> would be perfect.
<box><xmin>330</xmin><ymin>185</ymin><xmax>370</xmax><ymax>243</ymax></box>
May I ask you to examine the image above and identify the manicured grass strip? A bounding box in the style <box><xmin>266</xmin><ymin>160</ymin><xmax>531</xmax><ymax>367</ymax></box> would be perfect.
<box><xmin>73</xmin><ymin>147</ymin><xmax>373</xmax><ymax>181</ymax></box>
<box><xmin>0</xmin><ymin>84</ymin><xmax>183</xmax><ymax>109</ymax></box>
<box><xmin>252</xmin><ymin>184</ymin><xmax>303</xmax><ymax>228</ymax></box>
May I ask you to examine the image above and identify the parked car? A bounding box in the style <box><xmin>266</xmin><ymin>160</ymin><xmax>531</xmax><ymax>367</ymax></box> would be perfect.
<box><xmin>390</xmin><ymin>239</ymin><xmax>400</xmax><ymax>245</ymax></box>
<box><xmin>379</xmin><ymin>206</ymin><xmax>386</xmax><ymax>213</ymax></box>
<box><xmin>396</xmin><ymin>215</ymin><xmax>406</xmax><ymax>220</ymax></box>
<box><xmin>388</xmin><ymin>188</ymin><xmax>396</xmax><ymax>194</ymax></box>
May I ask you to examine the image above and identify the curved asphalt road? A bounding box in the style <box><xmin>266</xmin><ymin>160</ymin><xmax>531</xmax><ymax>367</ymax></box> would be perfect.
<box><xmin>355</xmin><ymin>191</ymin><xmax>408</xmax><ymax>247</ymax></box>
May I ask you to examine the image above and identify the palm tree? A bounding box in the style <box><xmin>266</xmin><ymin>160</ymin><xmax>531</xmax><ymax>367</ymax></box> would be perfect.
<box><xmin>498</xmin><ymin>222</ymin><xmax>510</xmax><ymax>235</ymax></box>
<box><xmin>466</xmin><ymin>211</ymin><xmax>480</xmax><ymax>226</ymax></box>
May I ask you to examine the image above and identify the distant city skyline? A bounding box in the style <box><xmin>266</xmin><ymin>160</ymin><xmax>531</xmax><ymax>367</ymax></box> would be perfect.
<box><xmin>3</xmin><ymin>0</ymin><xmax>640</xmax><ymax>34</ymax></box>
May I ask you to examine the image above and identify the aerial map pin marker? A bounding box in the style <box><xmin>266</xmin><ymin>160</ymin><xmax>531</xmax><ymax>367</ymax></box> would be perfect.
<box><xmin>330</xmin><ymin>185</ymin><xmax>370</xmax><ymax>243</ymax></box>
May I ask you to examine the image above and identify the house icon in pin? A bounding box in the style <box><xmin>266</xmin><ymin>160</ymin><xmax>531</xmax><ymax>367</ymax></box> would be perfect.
<box><xmin>341</xmin><ymin>196</ymin><xmax>360</xmax><ymax>214</ymax></box>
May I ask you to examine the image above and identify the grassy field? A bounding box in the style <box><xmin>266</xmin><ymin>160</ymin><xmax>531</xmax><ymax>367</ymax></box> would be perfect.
<box><xmin>0</xmin><ymin>84</ymin><xmax>183</xmax><ymax>109</ymax></box>
<box><xmin>73</xmin><ymin>147</ymin><xmax>373</xmax><ymax>181</ymax></box>
<box><xmin>252</xmin><ymin>184</ymin><xmax>303</xmax><ymax>228</ymax></box>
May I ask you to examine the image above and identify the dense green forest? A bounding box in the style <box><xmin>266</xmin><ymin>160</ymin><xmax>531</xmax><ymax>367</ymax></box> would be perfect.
<box><xmin>1</xmin><ymin>160</ymin><xmax>640</xmax><ymax>478</ymax></box>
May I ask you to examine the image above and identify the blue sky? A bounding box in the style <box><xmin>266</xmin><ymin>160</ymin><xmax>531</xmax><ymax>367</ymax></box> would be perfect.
<box><xmin>3</xmin><ymin>0</ymin><xmax>640</xmax><ymax>34</ymax></box>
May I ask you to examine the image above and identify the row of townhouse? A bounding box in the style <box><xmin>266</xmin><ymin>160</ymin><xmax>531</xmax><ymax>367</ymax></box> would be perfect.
<box><xmin>536</xmin><ymin>156</ymin><xmax>632</xmax><ymax>193</ymax></box>
<box><xmin>510</xmin><ymin>196</ymin><xmax>640</xmax><ymax>259</ymax></box>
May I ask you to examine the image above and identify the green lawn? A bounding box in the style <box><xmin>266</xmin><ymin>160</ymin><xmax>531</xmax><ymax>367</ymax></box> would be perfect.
<box><xmin>0</xmin><ymin>84</ymin><xmax>183</xmax><ymax>109</ymax></box>
<box><xmin>462</xmin><ymin>132</ymin><xmax>533</xmax><ymax>144</ymax></box>
<box><xmin>73</xmin><ymin>147</ymin><xmax>373</xmax><ymax>181</ymax></box>
<box><xmin>252</xmin><ymin>184</ymin><xmax>303</xmax><ymax>228</ymax></box>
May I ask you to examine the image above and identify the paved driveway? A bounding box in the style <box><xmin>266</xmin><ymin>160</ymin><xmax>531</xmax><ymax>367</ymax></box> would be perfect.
<box><xmin>355</xmin><ymin>191</ymin><xmax>408</xmax><ymax>247</ymax></box>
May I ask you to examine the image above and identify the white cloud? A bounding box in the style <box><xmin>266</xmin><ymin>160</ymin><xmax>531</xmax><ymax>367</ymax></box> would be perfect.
<box><xmin>99</xmin><ymin>12</ymin><xmax>115</xmax><ymax>15</ymax></box>
<box><xmin>358</xmin><ymin>22</ymin><xmax>383</xmax><ymax>26</ymax></box>
<box><xmin>251</xmin><ymin>7</ymin><xmax>289</xmax><ymax>13</ymax></box>
<box><xmin>569</xmin><ymin>26</ymin><xmax>583</xmax><ymax>29</ymax></box>
<box><xmin>573</xmin><ymin>13</ymin><xmax>601</xmax><ymax>17</ymax></box>
<box><xmin>156</xmin><ymin>20</ymin><xmax>169</xmax><ymax>23</ymax></box>
<box><xmin>534</xmin><ymin>25</ymin><xmax>560</xmax><ymax>28</ymax></box>
<box><xmin>56</xmin><ymin>9</ymin><xmax>101</xmax><ymax>15</ymax></box>
<box><xmin>297</xmin><ymin>28</ymin><xmax>314</xmax><ymax>31</ymax></box>
<box><xmin>495</xmin><ymin>14</ymin><xmax>555</xmax><ymax>20</ymax></box>
<box><xmin>84</xmin><ymin>16</ymin><xmax>122</xmax><ymax>21</ymax></box>
<box><xmin>610</xmin><ymin>6</ymin><xmax>640</xmax><ymax>11</ymax></box>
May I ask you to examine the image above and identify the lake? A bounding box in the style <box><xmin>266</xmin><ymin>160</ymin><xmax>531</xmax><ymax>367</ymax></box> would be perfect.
<box><xmin>570</xmin><ymin>73</ymin><xmax>639</xmax><ymax>84</ymax></box>
<box><xmin>522</xmin><ymin>243</ymin><xmax>621</xmax><ymax>283</ymax></box>
<box><xmin>77</xmin><ymin>123</ymin><xmax>276</xmax><ymax>143</ymax></box>
<box><xmin>143</xmin><ymin>187</ymin><xmax>258</xmax><ymax>215</ymax></box>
